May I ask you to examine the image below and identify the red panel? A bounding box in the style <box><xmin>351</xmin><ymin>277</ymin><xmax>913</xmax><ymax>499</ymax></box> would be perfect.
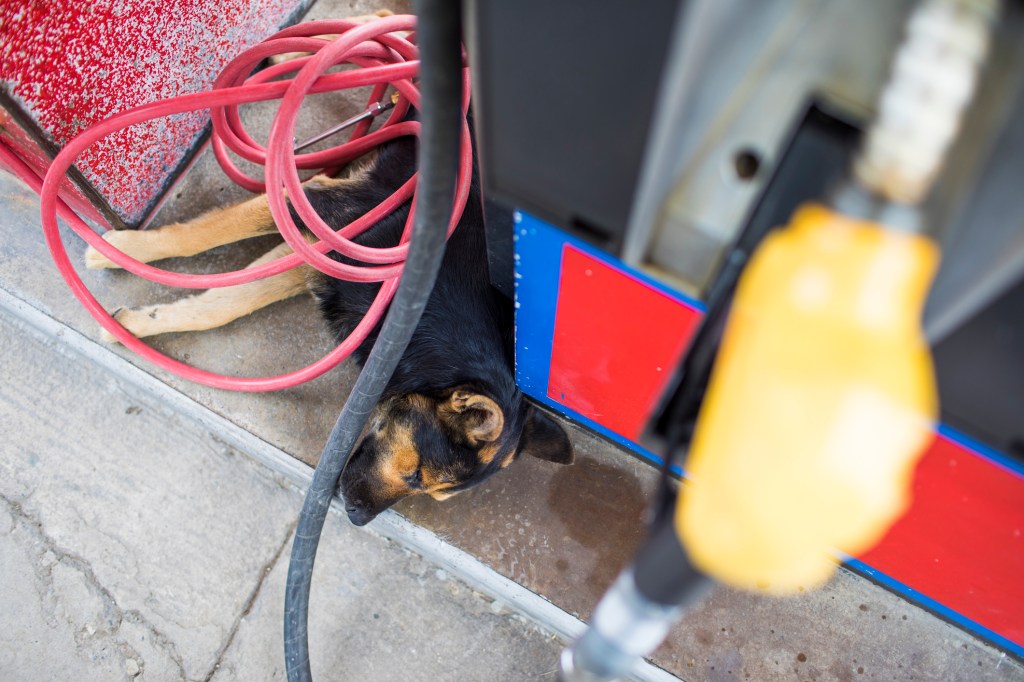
<box><xmin>538</xmin><ymin>232</ymin><xmax>1023</xmax><ymax>650</ymax></box>
<box><xmin>547</xmin><ymin>245</ymin><xmax>701</xmax><ymax>440</ymax></box>
<box><xmin>0</xmin><ymin>108</ymin><xmax>107</xmax><ymax>227</ymax></box>
<box><xmin>0</xmin><ymin>0</ymin><xmax>304</xmax><ymax>225</ymax></box>
<box><xmin>859</xmin><ymin>436</ymin><xmax>1024</xmax><ymax>643</ymax></box>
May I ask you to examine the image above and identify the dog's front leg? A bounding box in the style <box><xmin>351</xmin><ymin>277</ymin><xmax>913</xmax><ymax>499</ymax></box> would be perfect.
<box><xmin>101</xmin><ymin>241</ymin><xmax>312</xmax><ymax>341</ymax></box>
<box><xmin>85</xmin><ymin>194</ymin><xmax>278</xmax><ymax>270</ymax></box>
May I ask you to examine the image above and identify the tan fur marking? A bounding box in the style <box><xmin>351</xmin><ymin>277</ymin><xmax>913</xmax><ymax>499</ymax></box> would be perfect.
<box><xmin>477</xmin><ymin>442</ymin><xmax>502</xmax><ymax>465</ymax></box>
<box><xmin>420</xmin><ymin>467</ymin><xmax>445</xmax><ymax>489</ymax></box>
<box><xmin>85</xmin><ymin>194</ymin><xmax>276</xmax><ymax>269</ymax></box>
<box><xmin>101</xmin><ymin>242</ymin><xmax>312</xmax><ymax>341</ymax></box>
<box><xmin>87</xmin><ymin>149</ymin><xmax>386</xmax><ymax>341</ymax></box>
<box><xmin>375</xmin><ymin>423</ymin><xmax>419</xmax><ymax>497</ymax></box>
<box><xmin>305</xmin><ymin>153</ymin><xmax>377</xmax><ymax>190</ymax></box>
<box><xmin>420</xmin><ymin>465</ymin><xmax>461</xmax><ymax>500</ymax></box>
<box><xmin>403</xmin><ymin>394</ymin><xmax>435</xmax><ymax>413</ymax></box>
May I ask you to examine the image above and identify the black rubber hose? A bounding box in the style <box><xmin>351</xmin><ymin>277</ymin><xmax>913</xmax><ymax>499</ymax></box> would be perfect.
<box><xmin>283</xmin><ymin>2</ymin><xmax>464</xmax><ymax>679</ymax></box>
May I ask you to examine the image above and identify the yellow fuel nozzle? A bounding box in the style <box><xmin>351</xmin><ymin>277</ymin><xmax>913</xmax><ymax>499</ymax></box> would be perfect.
<box><xmin>675</xmin><ymin>204</ymin><xmax>940</xmax><ymax>594</ymax></box>
<box><xmin>673</xmin><ymin>0</ymin><xmax>997</xmax><ymax>596</ymax></box>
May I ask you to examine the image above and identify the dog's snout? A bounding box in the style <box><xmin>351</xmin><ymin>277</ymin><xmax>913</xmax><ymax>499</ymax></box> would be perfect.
<box><xmin>345</xmin><ymin>502</ymin><xmax>375</xmax><ymax>527</ymax></box>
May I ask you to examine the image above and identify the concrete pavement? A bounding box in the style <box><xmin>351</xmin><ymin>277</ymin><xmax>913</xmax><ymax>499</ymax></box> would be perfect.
<box><xmin>0</xmin><ymin>309</ymin><xmax>563</xmax><ymax>681</ymax></box>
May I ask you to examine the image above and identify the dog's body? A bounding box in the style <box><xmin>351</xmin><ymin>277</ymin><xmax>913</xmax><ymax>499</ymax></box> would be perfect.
<box><xmin>85</xmin><ymin>113</ymin><xmax>573</xmax><ymax>526</ymax></box>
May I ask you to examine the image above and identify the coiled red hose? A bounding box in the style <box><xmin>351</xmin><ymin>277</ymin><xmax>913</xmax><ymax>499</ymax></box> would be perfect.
<box><xmin>18</xmin><ymin>14</ymin><xmax>472</xmax><ymax>391</ymax></box>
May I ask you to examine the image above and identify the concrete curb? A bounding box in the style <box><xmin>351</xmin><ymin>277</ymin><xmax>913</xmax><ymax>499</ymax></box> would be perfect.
<box><xmin>0</xmin><ymin>285</ymin><xmax>681</xmax><ymax>682</ymax></box>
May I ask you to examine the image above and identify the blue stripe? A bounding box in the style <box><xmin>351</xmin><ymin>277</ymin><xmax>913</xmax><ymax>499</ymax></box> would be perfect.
<box><xmin>844</xmin><ymin>558</ymin><xmax>1024</xmax><ymax>659</ymax></box>
<box><xmin>513</xmin><ymin>212</ymin><xmax>563</xmax><ymax>399</ymax></box>
<box><xmin>530</xmin><ymin>216</ymin><xmax>707</xmax><ymax>313</ymax></box>
<box><xmin>513</xmin><ymin>211</ymin><xmax>689</xmax><ymax>475</ymax></box>
<box><xmin>937</xmin><ymin>423</ymin><xmax>1024</xmax><ymax>479</ymax></box>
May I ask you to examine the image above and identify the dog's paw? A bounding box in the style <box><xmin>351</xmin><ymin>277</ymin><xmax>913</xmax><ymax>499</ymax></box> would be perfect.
<box><xmin>99</xmin><ymin>306</ymin><xmax>161</xmax><ymax>344</ymax></box>
<box><xmin>84</xmin><ymin>230</ymin><xmax>143</xmax><ymax>270</ymax></box>
<box><xmin>100</xmin><ymin>304</ymin><xmax>174</xmax><ymax>342</ymax></box>
<box><xmin>84</xmin><ymin>239</ymin><xmax>118</xmax><ymax>270</ymax></box>
<box><xmin>98</xmin><ymin>308</ymin><xmax>125</xmax><ymax>344</ymax></box>
<box><xmin>85</xmin><ymin>227</ymin><xmax>184</xmax><ymax>270</ymax></box>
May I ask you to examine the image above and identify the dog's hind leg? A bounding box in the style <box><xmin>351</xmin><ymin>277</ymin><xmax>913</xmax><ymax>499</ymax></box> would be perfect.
<box><xmin>85</xmin><ymin>193</ymin><xmax>278</xmax><ymax>270</ymax></box>
<box><xmin>101</xmin><ymin>241</ymin><xmax>313</xmax><ymax>342</ymax></box>
<box><xmin>84</xmin><ymin>164</ymin><xmax>378</xmax><ymax>270</ymax></box>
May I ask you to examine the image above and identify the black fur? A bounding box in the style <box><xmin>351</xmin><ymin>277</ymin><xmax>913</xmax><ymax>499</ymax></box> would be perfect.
<box><xmin>307</xmin><ymin>134</ymin><xmax>517</xmax><ymax>402</ymax></box>
<box><xmin>299</xmin><ymin>122</ymin><xmax>571</xmax><ymax>525</ymax></box>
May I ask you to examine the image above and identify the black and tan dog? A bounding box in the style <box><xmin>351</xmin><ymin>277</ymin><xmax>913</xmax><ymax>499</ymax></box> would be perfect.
<box><xmin>84</xmin><ymin>119</ymin><xmax>573</xmax><ymax>526</ymax></box>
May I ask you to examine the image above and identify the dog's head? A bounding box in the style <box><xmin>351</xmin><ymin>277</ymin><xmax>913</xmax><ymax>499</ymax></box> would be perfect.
<box><xmin>340</xmin><ymin>387</ymin><xmax>573</xmax><ymax>525</ymax></box>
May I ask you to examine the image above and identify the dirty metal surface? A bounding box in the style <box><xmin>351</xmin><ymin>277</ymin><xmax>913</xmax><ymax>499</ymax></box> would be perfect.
<box><xmin>0</xmin><ymin>0</ymin><xmax>310</xmax><ymax>226</ymax></box>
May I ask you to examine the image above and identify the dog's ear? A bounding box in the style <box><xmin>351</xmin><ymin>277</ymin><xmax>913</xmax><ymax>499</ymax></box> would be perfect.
<box><xmin>520</xmin><ymin>407</ymin><xmax>574</xmax><ymax>465</ymax></box>
<box><xmin>440</xmin><ymin>390</ymin><xmax>505</xmax><ymax>444</ymax></box>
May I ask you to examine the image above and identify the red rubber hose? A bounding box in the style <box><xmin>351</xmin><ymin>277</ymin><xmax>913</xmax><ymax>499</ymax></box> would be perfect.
<box><xmin>23</xmin><ymin>14</ymin><xmax>472</xmax><ymax>391</ymax></box>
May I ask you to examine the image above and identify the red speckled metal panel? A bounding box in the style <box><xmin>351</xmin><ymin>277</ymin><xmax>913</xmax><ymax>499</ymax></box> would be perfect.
<box><xmin>858</xmin><ymin>435</ymin><xmax>1024</xmax><ymax>644</ymax></box>
<box><xmin>547</xmin><ymin>245</ymin><xmax>702</xmax><ymax>441</ymax></box>
<box><xmin>0</xmin><ymin>106</ymin><xmax>107</xmax><ymax>226</ymax></box>
<box><xmin>0</xmin><ymin>0</ymin><xmax>308</xmax><ymax>226</ymax></box>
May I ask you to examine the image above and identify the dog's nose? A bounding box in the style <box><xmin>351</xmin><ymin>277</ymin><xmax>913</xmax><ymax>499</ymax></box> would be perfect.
<box><xmin>345</xmin><ymin>503</ymin><xmax>375</xmax><ymax>527</ymax></box>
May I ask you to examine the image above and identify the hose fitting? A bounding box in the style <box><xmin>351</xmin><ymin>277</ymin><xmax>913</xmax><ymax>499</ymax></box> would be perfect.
<box><xmin>854</xmin><ymin>0</ymin><xmax>997</xmax><ymax>205</ymax></box>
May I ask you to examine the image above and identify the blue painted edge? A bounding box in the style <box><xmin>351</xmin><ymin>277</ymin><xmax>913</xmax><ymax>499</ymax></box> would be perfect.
<box><xmin>843</xmin><ymin>557</ymin><xmax>1024</xmax><ymax>660</ymax></box>
<box><xmin>523</xmin><ymin>214</ymin><xmax>707</xmax><ymax>313</ymax></box>
<box><xmin>513</xmin><ymin>210</ymin><xmax>685</xmax><ymax>474</ymax></box>
<box><xmin>512</xmin><ymin>211</ymin><xmax>561</xmax><ymax>402</ymax></box>
<box><xmin>938</xmin><ymin>423</ymin><xmax>1024</xmax><ymax>480</ymax></box>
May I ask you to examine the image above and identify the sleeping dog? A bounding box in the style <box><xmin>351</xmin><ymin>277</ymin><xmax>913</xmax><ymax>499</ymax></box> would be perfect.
<box><xmin>84</xmin><ymin>116</ymin><xmax>574</xmax><ymax>526</ymax></box>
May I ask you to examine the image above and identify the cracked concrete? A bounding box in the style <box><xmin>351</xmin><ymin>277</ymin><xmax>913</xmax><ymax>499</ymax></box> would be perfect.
<box><xmin>0</xmin><ymin>314</ymin><xmax>301</xmax><ymax>680</ymax></box>
<box><xmin>2</xmin><ymin>497</ymin><xmax>184</xmax><ymax>680</ymax></box>
<box><xmin>200</xmin><ymin>519</ymin><xmax>298</xmax><ymax>681</ymax></box>
<box><xmin>210</xmin><ymin>511</ymin><xmax>564</xmax><ymax>681</ymax></box>
<box><xmin>0</xmin><ymin>303</ymin><xmax>562</xmax><ymax>681</ymax></box>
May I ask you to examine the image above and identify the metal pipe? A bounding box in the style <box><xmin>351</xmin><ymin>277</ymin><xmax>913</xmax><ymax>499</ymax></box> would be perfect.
<box><xmin>293</xmin><ymin>95</ymin><xmax>397</xmax><ymax>151</ymax></box>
